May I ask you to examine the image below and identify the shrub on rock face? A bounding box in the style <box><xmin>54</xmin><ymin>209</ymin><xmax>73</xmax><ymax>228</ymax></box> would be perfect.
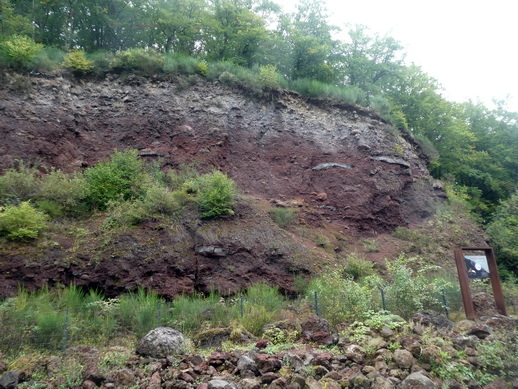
<box><xmin>0</xmin><ymin>201</ymin><xmax>48</xmax><ymax>241</ymax></box>
<box><xmin>183</xmin><ymin>170</ymin><xmax>237</xmax><ymax>218</ymax></box>
<box><xmin>136</xmin><ymin>327</ymin><xmax>186</xmax><ymax>358</ymax></box>
<box><xmin>113</xmin><ymin>48</ymin><xmax>164</xmax><ymax>73</ymax></box>
<box><xmin>84</xmin><ymin>149</ymin><xmax>145</xmax><ymax>209</ymax></box>
<box><xmin>0</xmin><ymin>162</ymin><xmax>40</xmax><ymax>203</ymax></box>
<box><xmin>0</xmin><ymin>35</ymin><xmax>43</xmax><ymax>70</ymax></box>
<box><xmin>63</xmin><ymin>50</ymin><xmax>94</xmax><ymax>74</ymax></box>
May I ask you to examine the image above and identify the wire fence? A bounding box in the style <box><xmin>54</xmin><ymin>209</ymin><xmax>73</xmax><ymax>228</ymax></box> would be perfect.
<box><xmin>0</xmin><ymin>287</ymin><xmax>465</xmax><ymax>357</ymax></box>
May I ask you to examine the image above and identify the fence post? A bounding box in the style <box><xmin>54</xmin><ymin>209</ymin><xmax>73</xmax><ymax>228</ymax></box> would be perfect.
<box><xmin>240</xmin><ymin>296</ymin><xmax>244</xmax><ymax>318</ymax></box>
<box><xmin>62</xmin><ymin>308</ymin><xmax>69</xmax><ymax>352</ymax></box>
<box><xmin>314</xmin><ymin>291</ymin><xmax>320</xmax><ymax>317</ymax></box>
<box><xmin>441</xmin><ymin>288</ymin><xmax>449</xmax><ymax>318</ymax></box>
<box><xmin>380</xmin><ymin>288</ymin><xmax>387</xmax><ymax>313</ymax></box>
<box><xmin>157</xmin><ymin>301</ymin><xmax>162</xmax><ymax>327</ymax></box>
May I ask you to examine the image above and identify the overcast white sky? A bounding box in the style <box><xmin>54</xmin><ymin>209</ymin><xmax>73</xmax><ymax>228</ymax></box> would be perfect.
<box><xmin>282</xmin><ymin>0</ymin><xmax>518</xmax><ymax>113</ymax></box>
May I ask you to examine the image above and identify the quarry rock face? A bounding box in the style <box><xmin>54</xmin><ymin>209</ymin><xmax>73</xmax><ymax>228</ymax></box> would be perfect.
<box><xmin>0</xmin><ymin>75</ymin><xmax>440</xmax><ymax>232</ymax></box>
<box><xmin>0</xmin><ymin>74</ymin><xmax>448</xmax><ymax>298</ymax></box>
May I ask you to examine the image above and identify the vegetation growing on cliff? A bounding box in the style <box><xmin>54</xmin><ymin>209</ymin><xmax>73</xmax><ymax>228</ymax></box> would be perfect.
<box><xmin>1</xmin><ymin>0</ymin><xmax>516</xmax><ymax>252</ymax></box>
<box><xmin>0</xmin><ymin>150</ymin><xmax>238</xmax><ymax>241</ymax></box>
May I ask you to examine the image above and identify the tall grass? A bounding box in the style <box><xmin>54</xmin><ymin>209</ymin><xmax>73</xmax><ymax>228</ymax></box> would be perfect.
<box><xmin>31</xmin><ymin>47</ymin><xmax>65</xmax><ymax>72</ymax></box>
<box><xmin>167</xmin><ymin>291</ymin><xmax>234</xmax><ymax>334</ymax></box>
<box><xmin>163</xmin><ymin>53</ymin><xmax>199</xmax><ymax>74</ymax></box>
<box><xmin>235</xmin><ymin>283</ymin><xmax>286</xmax><ymax>335</ymax></box>
<box><xmin>117</xmin><ymin>288</ymin><xmax>163</xmax><ymax>337</ymax></box>
<box><xmin>0</xmin><ymin>283</ymin><xmax>290</xmax><ymax>355</ymax></box>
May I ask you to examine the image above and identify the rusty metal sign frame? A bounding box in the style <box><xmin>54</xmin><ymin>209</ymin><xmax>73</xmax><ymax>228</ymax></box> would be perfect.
<box><xmin>453</xmin><ymin>247</ymin><xmax>507</xmax><ymax>320</ymax></box>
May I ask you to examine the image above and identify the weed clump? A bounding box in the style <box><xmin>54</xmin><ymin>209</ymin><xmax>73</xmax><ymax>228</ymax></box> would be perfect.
<box><xmin>268</xmin><ymin>207</ymin><xmax>296</xmax><ymax>228</ymax></box>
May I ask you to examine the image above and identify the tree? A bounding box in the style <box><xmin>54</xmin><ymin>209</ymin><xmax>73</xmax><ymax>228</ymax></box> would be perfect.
<box><xmin>0</xmin><ymin>0</ymin><xmax>33</xmax><ymax>38</ymax></box>
<box><xmin>282</xmin><ymin>0</ymin><xmax>339</xmax><ymax>82</ymax></box>
<box><xmin>338</xmin><ymin>25</ymin><xmax>405</xmax><ymax>95</ymax></box>
<box><xmin>204</xmin><ymin>0</ymin><xmax>269</xmax><ymax>66</ymax></box>
<box><xmin>143</xmin><ymin>0</ymin><xmax>208</xmax><ymax>54</ymax></box>
<box><xmin>486</xmin><ymin>192</ymin><xmax>518</xmax><ymax>275</ymax></box>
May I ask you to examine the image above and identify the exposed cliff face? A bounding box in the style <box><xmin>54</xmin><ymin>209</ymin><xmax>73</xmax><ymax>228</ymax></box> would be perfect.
<box><xmin>0</xmin><ymin>74</ymin><xmax>440</xmax><ymax>233</ymax></box>
<box><xmin>0</xmin><ymin>74</ymin><xmax>452</xmax><ymax>298</ymax></box>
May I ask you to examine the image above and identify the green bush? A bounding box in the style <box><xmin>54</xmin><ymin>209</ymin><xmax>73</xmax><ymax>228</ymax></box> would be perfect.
<box><xmin>486</xmin><ymin>191</ymin><xmax>518</xmax><ymax>274</ymax></box>
<box><xmin>31</xmin><ymin>47</ymin><xmax>65</xmax><ymax>72</ymax></box>
<box><xmin>0</xmin><ymin>162</ymin><xmax>40</xmax><ymax>203</ymax></box>
<box><xmin>142</xmin><ymin>184</ymin><xmax>184</xmax><ymax>217</ymax></box>
<box><xmin>290</xmin><ymin>78</ymin><xmax>326</xmax><ymax>97</ymax></box>
<box><xmin>360</xmin><ymin>238</ymin><xmax>379</xmax><ymax>252</ymax></box>
<box><xmin>206</xmin><ymin>61</ymin><xmax>262</xmax><ymax>92</ymax></box>
<box><xmin>117</xmin><ymin>288</ymin><xmax>162</xmax><ymax>337</ymax></box>
<box><xmin>411</xmin><ymin>132</ymin><xmax>439</xmax><ymax>161</ymax></box>
<box><xmin>84</xmin><ymin>149</ymin><xmax>145</xmax><ymax>209</ymax></box>
<box><xmin>63</xmin><ymin>50</ymin><xmax>94</xmax><ymax>74</ymax></box>
<box><xmin>384</xmin><ymin>256</ymin><xmax>449</xmax><ymax>318</ymax></box>
<box><xmin>307</xmin><ymin>269</ymin><xmax>377</xmax><ymax>325</ymax></box>
<box><xmin>113</xmin><ymin>48</ymin><xmax>164</xmax><ymax>73</ymax></box>
<box><xmin>101</xmin><ymin>200</ymin><xmax>147</xmax><ymax>231</ymax></box>
<box><xmin>163</xmin><ymin>53</ymin><xmax>199</xmax><ymax>74</ymax></box>
<box><xmin>168</xmin><ymin>291</ymin><xmax>233</xmax><ymax>334</ymax></box>
<box><xmin>39</xmin><ymin>170</ymin><xmax>88</xmax><ymax>214</ymax></box>
<box><xmin>343</xmin><ymin>252</ymin><xmax>376</xmax><ymax>280</ymax></box>
<box><xmin>35</xmin><ymin>199</ymin><xmax>65</xmax><ymax>218</ymax></box>
<box><xmin>33</xmin><ymin>311</ymin><xmax>65</xmax><ymax>349</ymax></box>
<box><xmin>369</xmin><ymin>95</ymin><xmax>391</xmax><ymax>117</ymax></box>
<box><xmin>184</xmin><ymin>170</ymin><xmax>237</xmax><ymax>218</ymax></box>
<box><xmin>259</xmin><ymin>64</ymin><xmax>281</xmax><ymax>89</ymax></box>
<box><xmin>206</xmin><ymin>61</ymin><xmax>242</xmax><ymax>80</ymax></box>
<box><xmin>268</xmin><ymin>207</ymin><xmax>296</xmax><ymax>228</ymax></box>
<box><xmin>0</xmin><ymin>35</ymin><xmax>43</xmax><ymax>70</ymax></box>
<box><xmin>315</xmin><ymin>234</ymin><xmax>331</xmax><ymax>249</ymax></box>
<box><xmin>0</xmin><ymin>201</ymin><xmax>49</xmax><ymax>241</ymax></box>
<box><xmin>197</xmin><ymin>61</ymin><xmax>208</xmax><ymax>76</ymax></box>
<box><xmin>87</xmin><ymin>50</ymin><xmax>115</xmax><ymax>74</ymax></box>
<box><xmin>322</xmin><ymin>84</ymin><xmax>364</xmax><ymax>105</ymax></box>
<box><xmin>164</xmin><ymin>165</ymin><xmax>199</xmax><ymax>190</ymax></box>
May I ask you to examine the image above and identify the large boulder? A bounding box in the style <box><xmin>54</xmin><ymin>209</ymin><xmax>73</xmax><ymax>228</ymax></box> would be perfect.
<box><xmin>0</xmin><ymin>371</ymin><xmax>20</xmax><ymax>389</ymax></box>
<box><xmin>393</xmin><ymin>349</ymin><xmax>415</xmax><ymax>370</ymax></box>
<box><xmin>345</xmin><ymin>344</ymin><xmax>366</xmax><ymax>364</ymax></box>
<box><xmin>301</xmin><ymin>316</ymin><xmax>330</xmax><ymax>333</ymax></box>
<box><xmin>254</xmin><ymin>353</ymin><xmax>282</xmax><ymax>374</ymax></box>
<box><xmin>399</xmin><ymin>372</ymin><xmax>436</xmax><ymax>389</ymax></box>
<box><xmin>413</xmin><ymin>311</ymin><xmax>453</xmax><ymax>330</ymax></box>
<box><xmin>136</xmin><ymin>327</ymin><xmax>186</xmax><ymax>358</ymax></box>
<box><xmin>237</xmin><ymin>351</ymin><xmax>258</xmax><ymax>374</ymax></box>
<box><xmin>208</xmin><ymin>379</ymin><xmax>238</xmax><ymax>389</ymax></box>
